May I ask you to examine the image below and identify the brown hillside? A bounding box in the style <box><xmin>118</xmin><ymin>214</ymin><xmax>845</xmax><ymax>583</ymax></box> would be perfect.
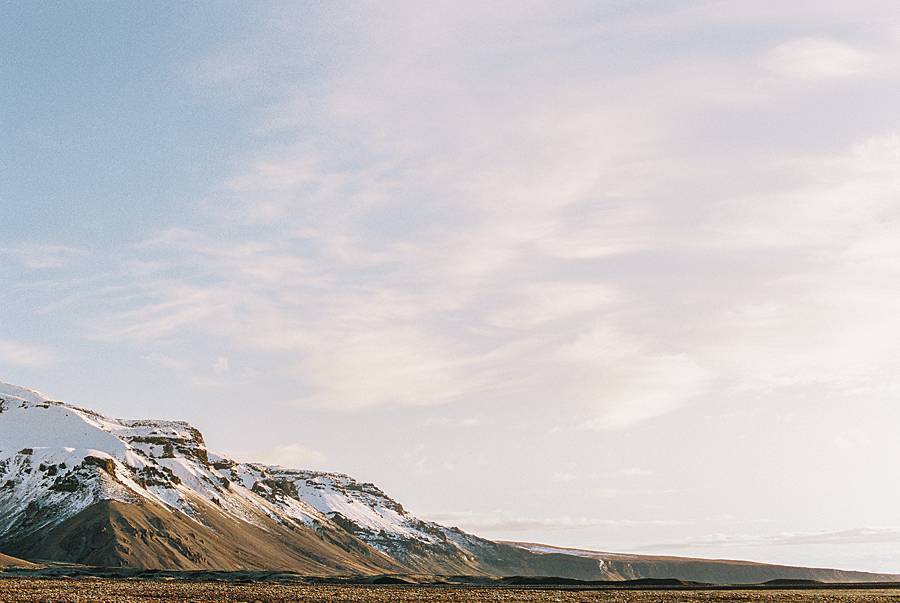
<box><xmin>4</xmin><ymin>496</ymin><xmax>400</xmax><ymax>574</ymax></box>
<box><xmin>0</xmin><ymin>553</ymin><xmax>36</xmax><ymax>569</ymax></box>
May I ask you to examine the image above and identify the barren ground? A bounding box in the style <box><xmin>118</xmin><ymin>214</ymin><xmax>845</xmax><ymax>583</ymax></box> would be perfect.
<box><xmin>1</xmin><ymin>579</ymin><xmax>899</xmax><ymax>602</ymax></box>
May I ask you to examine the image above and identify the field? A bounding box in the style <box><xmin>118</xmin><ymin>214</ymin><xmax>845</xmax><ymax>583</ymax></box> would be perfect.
<box><xmin>0</xmin><ymin>579</ymin><xmax>899</xmax><ymax>603</ymax></box>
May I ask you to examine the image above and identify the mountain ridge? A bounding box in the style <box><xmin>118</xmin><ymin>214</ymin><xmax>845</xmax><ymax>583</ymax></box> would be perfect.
<box><xmin>1</xmin><ymin>380</ymin><xmax>896</xmax><ymax>584</ymax></box>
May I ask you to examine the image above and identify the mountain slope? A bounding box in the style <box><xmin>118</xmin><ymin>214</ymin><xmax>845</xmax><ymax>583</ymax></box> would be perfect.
<box><xmin>0</xmin><ymin>552</ymin><xmax>35</xmax><ymax>569</ymax></box>
<box><xmin>7</xmin><ymin>498</ymin><xmax>397</xmax><ymax>573</ymax></box>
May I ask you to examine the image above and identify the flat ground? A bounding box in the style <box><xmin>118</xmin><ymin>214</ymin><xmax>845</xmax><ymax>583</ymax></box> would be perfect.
<box><xmin>0</xmin><ymin>580</ymin><xmax>899</xmax><ymax>603</ymax></box>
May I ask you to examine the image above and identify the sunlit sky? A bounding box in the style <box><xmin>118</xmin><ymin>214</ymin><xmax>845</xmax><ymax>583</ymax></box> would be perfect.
<box><xmin>3</xmin><ymin>1</ymin><xmax>900</xmax><ymax>573</ymax></box>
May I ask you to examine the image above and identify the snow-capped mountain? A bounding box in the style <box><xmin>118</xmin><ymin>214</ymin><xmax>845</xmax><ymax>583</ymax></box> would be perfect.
<box><xmin>2</xmin><ymin>380</ymin><xmax>898</xmax><ymax>584</ymax></box>
<box><xmin>0</xmin><ymin>381</ymin><xmax>591</xmax><ymax>576</ymax></box>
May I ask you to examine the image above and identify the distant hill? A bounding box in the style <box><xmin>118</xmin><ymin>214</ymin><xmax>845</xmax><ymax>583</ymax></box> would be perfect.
<box><xmin>504</xmin><ymin>542</ymin><xmax>900</xmax><ymax>584</ymax></box>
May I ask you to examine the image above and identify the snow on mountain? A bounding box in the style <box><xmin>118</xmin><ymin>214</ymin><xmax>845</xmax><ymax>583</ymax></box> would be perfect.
<box><xmin>225</xmin><ymin>465</ymin><xmax>462</xmax><ymax>558</ymax></box>
<box><xmin>0</xmin><ymin>382</ymin><xmax>324</xmax><ymax>541</ymax></box>
<box><xmin>0</xmin><ymin>381</ymin><xmax>502</xmax><ymax>573</ymax></box>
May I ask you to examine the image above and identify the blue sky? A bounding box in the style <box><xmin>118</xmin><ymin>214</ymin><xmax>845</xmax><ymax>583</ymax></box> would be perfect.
<box><xmin>3</xmin><ymin>1</ymin><xmax>900</xmax><ymax>573</ymax></box>
<box><xmin>1</xmin><ymin>2</ymin><xmax>252</xmax><ymax>242</ymax></box>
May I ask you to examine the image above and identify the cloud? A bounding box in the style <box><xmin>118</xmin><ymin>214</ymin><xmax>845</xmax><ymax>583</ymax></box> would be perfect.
<box><xmin>423</xmin><ymin>416</ymin><xmax>482</xmax><ymax>428</ymax></box>
<box><xmin>0</xmin><ymin>244</ymin><xmax>88</xmax><ymax>270</ymax></box>
<box><xmin>142</xmin><ymin>352</ymin><xmax>187</xmax><ymax>370</ymax></box>
<box><xmin>422</xmin><ymin>510</ymin><xmax>683</xmax><ymax>534</ymax></box>
<box><xmin>761</xmin><ymin>38</ymin><xmax>882</xmax><ymax>80</ymax></box>
<box><xmin>486</xmin><ymin>283</ymin><xmax>620</xmax><ymax>330</ymax></box>
<box><xmin>251</xmin><ymin>443</ymin><xmax>326</xmax><ymax>470</ymax></box>
<box><xmin>296</xmin><ymin>327</ymin><xmax>473</xmax><ymax>409</ymax></box>
<box><xmin>641</xmin><ymin>528</ymin><xmax>900</xmax><ymax>551</ymax></box>
<box><xmin>50</xmin><ymin>4</ymin><xmax>900</xmax><ymax>435</ymax></box>
<box><xmin>0</xmin><ymin>340</ymin><xmax>57</xmax><ymax>368</ymax></box>
<box><xmin>834</xmin><ymin>430</ymin><xmax>871</xmax><ymax>450</ymax></box>
<box><xmin>553</xmin><ymin>326</ymin><xmax>711</xmax><ymax>429</ymax></box>
<box><xmin>212</xmin><ymin>356</ymin><xmax>229</xmax><ymax>374</ymax></box>
<box><xmin>552</xmin><ymin>467</ymin><xmax>654</xmax><ymax>482</ymax></box>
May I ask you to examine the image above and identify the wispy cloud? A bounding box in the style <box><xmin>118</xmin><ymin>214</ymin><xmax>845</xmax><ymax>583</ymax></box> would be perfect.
<box><xmin>423</xmin><ymin>510</ymin><xmax>684</xmax><ymax>534</ymax></box>
<box><xmin>761</xmin><ymin>38</ymin><xmax>883</xmax><ymax>80</ymax></box>
<box><xmin>24</xmin><ymin>3</ymin><xmax>900</xmax><ymax>438</ymax></box>
<box><xmin>552</xmin><ymin>468</ymin><xmax>654</xmax><ymax>482</ymax></box>
<box><xmin>250</xmin><ymin>443</ymin><xmax>326</xmax><ymax>470</ymax></box>
<box><xmin>0</xmin><ymin>244</ymin><xmax>88</xmax><ymax>270</ymax></box>
<box><xmin>0</xmin><ymin>340</ymin><xmax>57</xmax><ymax>368</ymax></box>
<box><xmin>142</xmin><ymin>352</ymin><xmax>187</xmax><ymax>371</ymax></box>
<box><xmin>641</xmin><ymin>528</ymin><xmax>900</xmax><ymax>551</ymax></box>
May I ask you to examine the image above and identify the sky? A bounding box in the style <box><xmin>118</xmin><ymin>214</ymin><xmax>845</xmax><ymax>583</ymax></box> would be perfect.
<box><xmin>2</xmin><ymin>0</ymin><xmax>900</xmax><ymax>573</ymax></box>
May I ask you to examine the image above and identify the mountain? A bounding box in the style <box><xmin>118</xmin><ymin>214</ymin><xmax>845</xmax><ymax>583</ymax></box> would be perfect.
<box><xmin>507</xmin><ymin>543</ymin><xmax>900</xmax><ymax>584</ymax></box>
<box><xmin>0</xmin><ymin>381</ymin><xmax>598</xmax><ymax>578</ymax></box>
<box><xmin>0</xmin><ymin>380</ymin><xmax>896</xmax><ymax>584</ymax></box>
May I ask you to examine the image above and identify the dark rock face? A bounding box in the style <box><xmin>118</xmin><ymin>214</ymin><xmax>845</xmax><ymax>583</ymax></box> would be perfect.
<box><xmin>82</xmin><ymin>456</ymin><xmax>116</xmax><ymax>476</ymax></box>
